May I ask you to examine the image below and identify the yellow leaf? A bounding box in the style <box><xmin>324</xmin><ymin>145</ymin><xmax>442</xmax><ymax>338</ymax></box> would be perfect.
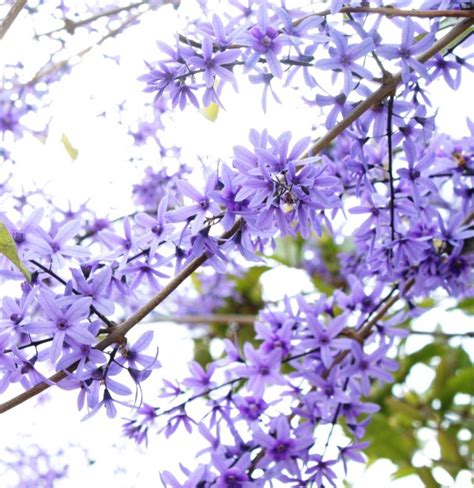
<box><xmin>200</xmin><ymin>102</ymin><xmax>219</xmax><ymax>122</ymax></box>
<box><xmin>61</xmin><ymin>133</ymin><xmax>79</xmax><ymax>160</ymax></box>
<box><xmin>0</xmin><ymin>223</ymin><xmax>31</xmax><ymax>281</ymax></box>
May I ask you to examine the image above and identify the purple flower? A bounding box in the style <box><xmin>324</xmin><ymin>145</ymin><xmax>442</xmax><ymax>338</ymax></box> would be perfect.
<box><xmin>234</xmin><ymin>343</ymin><xmax>286</xmax><ymax>397</ymax></box>
<box><xmin>243</xmin><ymin>6</ymin><xmax>284</xmax><ymax>78</ymax></box>
<box><xmin>315</xmin><ymin>29</ymin><xmax>374</xmax><ymax>95</ymax></box>
<box><xmin>427</xmin><ymin>53</ymin><xmax>462</xmax><ymax>89</ymax></box>
<box><xmin>168</xmin><ymin>174</ymin><xmax>221</xmax><ymax>235</ymax></box>
<box><xmin>117</xmin><ymin>330</ymin><xmax>160</xmax><ymax>371</ymax></box>
<box><xmin>234</xmin><ymin>395</ymin><xmax>268</xmax><ymax>421</ymax></box>
<box><xmin>0</xmin><ymin>293</ymin><xmax>33</xmax><ymax>346</ymax></box>
<box><xmin>253</xmin><ymin>415</ymin><xmax>313</xmax><ymax>474</ymax></box>
<box><xmin>248</xmin><ymin>67</ymin><xmax>281</xmax><ymax>113</ymax></box>
<box><xmin>24</xmin><ymin>290</ymin><xmax>96</xmax><ymax>364</ymax></box>
<box><xmin>344</xmin><ymin>343</ymin><xmax>394</xmax><ymax>395</ymax></box>
<box><xmin>377</xmin><ymin>18</ymin><xmax>435</xmax><ymax>84</ymax></box>
<box><xmin>182</xmin><ymin>360</ymin><xmax>216</xmax><ymax>393</ymax></box>
<box><xmin>212</xmin><ymin>452</ymin><xmax>252</xmax><ymax>488</ymax></box>
<box><xmin>139</xmin><ymin>62</ymin><xmax>186</xmax><ymax>99</ymax></box>
<box><xmin>70</xmin><ymin>266</ymin><xmax>114</xmax><ymax>315</ymax></box>
<box><xmin>301</xmin><ymin>313</ymin><xmax>351</xmax><ymax>369</ymax></box>
<box><xmin>123</xmin><ymin>403</ymin><xmax>157</xmax><ymax>446</ymax></box>
<box><xmin>189</xmin><ymin>36</ymin><xmax>240</xmax><ymax>88</ymax></box>
<box><xmin>306</xmin><ymin>455</ymin><xmax>338</xmax><ymax>487</ymax></box>
<box><xmin>27</xmin><ymin>220</ymin><xmax>89</xmax><ymax>269</ymax></box>
<box><xmin>136</xmin><ymin>196</ymin><xmax>175</xmax><ymax>257</ymax></box>
<box><xmin>338</xmin><ymin>441</ymin><xmax>369</xmax><ymax>474</ymax></box>
<box><xmin>0</xmin><ymin>208</ymin><xmax>43</xmax><ymax>252</ymax></box>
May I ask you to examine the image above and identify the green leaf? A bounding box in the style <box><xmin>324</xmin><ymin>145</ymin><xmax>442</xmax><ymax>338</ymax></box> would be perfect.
<box><xmin>438</xmin><ymin>427</ymin><xmax>466</xmax><ymax>474</ymax></box>
<box><xmin>416</xmin><ymin>467</ymin><xmax>441</xmax><ymax>488</ymax></box>
<box><xmin>0</xmin><ymin>223</ymin><xmax>31</xmax><ymax>281</ymax></box>
<box><xmin>385</xmin><ymin>397</ymin><xmax>425</xmax><ymax>422</ymax></box>
<box><xmin>200</xmin><ymin>102</ymin><xmax>219</xmax><ymax>122</ymax></box>
<box><xmin>233</xmin><ymin>266</ymin><xmax>269</xmax><ymax>305</ymax></box>
<box><xmin>193</xmin><ymin>337</ymin><xmax>213</xmax><ymax>367</ymax></box>
<box><xmin>434</xmin><ymin>348</ymin><xmax>472</xmax><ymax>409</ymax></box>
<box><xmin>392</xmin><ymin>465</ymin><xmax>416</xmax><ymax>479</ymax></box>
<box><xmin>364</xmin><ymin>413</ymin><xmax>417</xmax><ymax>465</ymax></box>
<box><xmin>452</xmin><ymin>297</ymin><xmax>474</xmax><ymax>315</ymax></box>
<box><xmin>271</xmin><ymin>235</ymin><xmax>304</xmax><ymax>268</ymax></box>
<box><xmin>61</xmin><ymin>133</ymin><xmax>79</xmax><ymax>160</ymax></box>
<box><xmin>440</xmin><ymin>367</ymin><xmax>474</xmax><ymax>411</ymax></box>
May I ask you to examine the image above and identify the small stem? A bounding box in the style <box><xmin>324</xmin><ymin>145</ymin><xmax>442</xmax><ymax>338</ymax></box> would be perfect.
<box><xmin>30</xmin><ymin>259</ymin><xmax>115</xmax><ymax>329</ymax></box>
<box><xmin>38</xmin><ymin>1</ymin><xmax>146</xmax><ymax>37</ymax></box>
<box><xmin>387</xmin><ymin>93</ymin><xmax>396</xmax><ymax>242</ymax></box>
<box><xmin>0</xmin><ymin>0</ymin><xmax>27</xmax><ymax>40</ymax></box>
<box><xmin>303</xmin><ymin>18</ymin><xmax>474</xmax><ymax>159</ymax></box>
<box><xmin>153</xmin><ymin>314</ymin><xmax>256</xmax><ymax>325</ymax></box>
<box><xmin>2</xmin><ymin>19</ymin><xmax>471</xmax><ymax>415</ymax></box>
<box><xmin>293</xmin><ymin>7</ymin><xmax>474</xmax><ymax>26</ymax></box>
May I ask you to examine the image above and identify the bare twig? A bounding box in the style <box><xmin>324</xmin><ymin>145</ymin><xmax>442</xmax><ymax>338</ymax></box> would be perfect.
<box><xmin>293</xmin><ymin>6</ymin><xmax>474</xmax><ymax>27</ymax></box>
<box><xmin>0</xmin><ymin>0</ymin><xmax>26</xmax><ymax>40</ymax></box>
<box><xmin>1</xmin><ymin>19</ymin><xmax>472</xmax><ymax>415</ymax></box>
<box><xmin>302</xmin><ymin>18</ymin><xmax>474</xmax><ymax>158</ymax></box>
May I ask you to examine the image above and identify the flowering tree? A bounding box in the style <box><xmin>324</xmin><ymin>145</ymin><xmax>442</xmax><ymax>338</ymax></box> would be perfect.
<box><xmin>1</xmin><ymin>0</ymin><xmax>473</xmax><ymax>486</ymax></box>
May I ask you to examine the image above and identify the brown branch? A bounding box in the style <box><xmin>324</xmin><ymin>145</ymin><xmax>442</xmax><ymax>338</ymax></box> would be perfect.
<box><xmin>0</xmin><ymin>0</ymin><xmax>26</xmax><ymax>40</ymax></box>
<box><xmin>303</xmin><ymin>18</ymin><xmax>474</xmax><ymax>158</ymax></box>
<box><xmin>335</xmin><ymin>6</ymin><xmax>474</xmax><ymax>19</ymax></box>
<box><xmin>409</xmin><ymin>329</ymin><xmax>474</xmax><ymax>339</ymax></box>
<box><xmin>42</xmin><ymin>1</ymin><xmax>146</xmax><ymax>36</ymax></box>
<box><xmin>293</xmin><ymin>6</ymin><xmax>474</xmax><ymax>27</ymax></box>
<box><xmin>153</xmin><ymin>314</ymin><xmax>257</xmax><ymax>325</ymax></box>
<box><xmin>0</xmin><ymin>220</ymin><xmax>242</xmax><ymax>414</ymax></box>
<box><xmin>1</xmin><ymin>19</ymin><xmax>472</xmax><ymax>415</ymax></box>
<box><xmin>27</xmin><ymin>8</ymin><xmax>147</xmax><ymax>85</ymax></box>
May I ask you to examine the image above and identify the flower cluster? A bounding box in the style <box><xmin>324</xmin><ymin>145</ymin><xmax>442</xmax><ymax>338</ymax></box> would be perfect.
<box><xmin>1</xmin><ymin>0</ymin><xmax>473</xmax><ymax>486</ymax></box>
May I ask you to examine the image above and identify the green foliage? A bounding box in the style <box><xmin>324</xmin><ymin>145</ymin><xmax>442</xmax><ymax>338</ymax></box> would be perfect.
<box><xmin>188</xmin><ymin>235</ymin><xmax>473</xmax><ymax>486</ymax></box>
<box><xmin>364</xmin><ymin>337</ymin><xmax>473</xmax><ymax>486</ymax></box>
<box><xmin>0</xmin><ymin>223</ymin><xmax>31</xmax><ymax>281</ymax></box>
<box><xmin>192</xmin><ymin>266</ymin><xmax>269</xmax><ymax>366</ymax></box>
<box><xmin>452</xmin><ymin>297</ymin><xmax>474</xmax><ymax>315</ymax></box>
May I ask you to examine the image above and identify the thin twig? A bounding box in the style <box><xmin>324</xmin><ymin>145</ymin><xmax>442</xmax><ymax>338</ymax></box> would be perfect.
<box><xmin>302</xmin><ymin>18</ymin><xmax>474</xmax><ymax>158</ymax></box>
<box><xmin>387</xmin><ymin>94</ymin><xmax>396</xmax><ymax>242</ymax></box>
<box><xmin>0</xmin><ymin>0</ymin><xmax>27</xmax><ymax>40</ymax></box>
<box><xmin>1</xmin><ymin>19</ymin><xmax>472</xmax><ymax>415</ymax></box>
<box><xmin>293</xmin><ymin>6</ymin><xmax>474</xmax><ymax>27</ymax></box>
<box><xmin>37</xmin><ymin>1</ymin><xmax>146</xmax><ymax>37</ymax></box>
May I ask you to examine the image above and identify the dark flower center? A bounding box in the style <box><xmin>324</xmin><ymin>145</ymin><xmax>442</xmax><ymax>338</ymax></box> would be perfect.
<box><xmin>320</xmin><ymin>334</ymin><xmax>330</xmax><ymax>345</ymax></box>
<box><xmin>151</xmin><ymin>224</ymin><xmax>163</xmax><ymax>235</ymax></box>
<box><xmin>359</xmin><ymin>359</ymin><xmax>369</xmax><ymax>371</ymax></box>
<box><xmin>57</xmin><ymin>319</ymin><xmax>69</xmax><ymax>330</ymax></box>
<box><xmin>10</xmin><ymin>313</ymin><xmax>23</xmax><ymax>324</ymax></box>
<box><xmin>270</xmin><ymin>440</ymin><xmax>293</xmax><ymax>460</ymax></box>
<box><xmin>340</xmin><ymin>55</ymin><xmax>351</xmax><ymax>66</ymax></box>
<box><xmin>259</xmin><ymin>366</ymin><xmax>270</xmax><ymax>375</ymax></box>
<box><xmin>13</xmin><ymin>231</ymin><xmax>25</xmax><ymax>244</ymax></box>
<box><xmin>324</xmin><ymin>386</ymin><xmax>335</xmax><ymax>397</ymax></box>
<box><xmin>261</xmin><ymin>35</ymin><xmax>272</xmax><ymax>47</ymax></box>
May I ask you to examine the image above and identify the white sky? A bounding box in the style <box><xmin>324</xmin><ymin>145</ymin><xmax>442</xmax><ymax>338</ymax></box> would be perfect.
<box><xmin>0</xmin><ymin>2</ymin><xmax>473</xmax><ymax>487</ymax></box>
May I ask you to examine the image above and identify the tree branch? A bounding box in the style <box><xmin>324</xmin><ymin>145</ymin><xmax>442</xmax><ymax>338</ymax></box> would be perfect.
<box><xmin>0</xmin><ymin>0</ymin><xmax>26</xmax><ymax>40</ymax></box>
<box><xmin>1</xmin><ymin>19</ymin><xmax>471</xmax><ymax>415</ymax></box>
<box><xmin>293</xmin><ymin>6</ymin><xmax>474</xmax><ymax>27</ymax></box>
<box><xmin>303</xmin><ymin>18</ymin><xmax>474</xmax><ymax>158</ymax></box>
